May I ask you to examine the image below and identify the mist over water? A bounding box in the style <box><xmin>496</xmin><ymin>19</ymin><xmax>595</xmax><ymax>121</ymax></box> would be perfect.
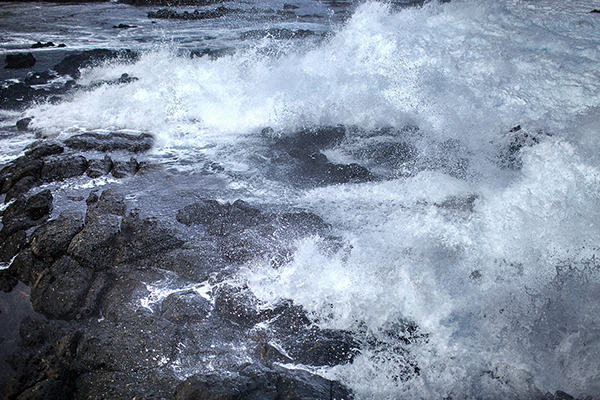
<box><xmin>3</xmin><ymin>0</ymin><xmax>600</xmax><ymax>398</ymax></box>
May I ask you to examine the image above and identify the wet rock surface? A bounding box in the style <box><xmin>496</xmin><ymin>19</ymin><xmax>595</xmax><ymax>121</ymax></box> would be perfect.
<box><xmin>1</xmin><ymin>49</ymin><xmax>138</xmax><ymax>110</ymax></box>
<box><xmin>0</xmin><ymin>124</ymin><xmax>587</xmax><ymax>400</ymax></box>
<box><xmin>0</xmin><ymin>133</ymin><xmax>357</xmax><ymax>399</ymax></box>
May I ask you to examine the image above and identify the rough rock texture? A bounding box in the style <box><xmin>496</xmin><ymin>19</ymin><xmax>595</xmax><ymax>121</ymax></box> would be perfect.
<box><xmin>1</xmin><ymin>49</ymin><xmax>137</xmax><ymax>110</ymax></box>
<box><xmin>64</xmin><ymin>132</ymin><xmax>154</xmax><ymax>153</ymax></box>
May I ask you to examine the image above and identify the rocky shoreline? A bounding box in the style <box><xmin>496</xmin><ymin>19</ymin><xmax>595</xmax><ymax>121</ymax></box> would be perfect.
<box><xmin>1</xmin><ymin>45</ymin><xmax>591</xmax><ymax>399</ymax></box>
<box><xmin>0</xmin><ymin>129</ymin><xmax>359</xmax><ymax>399</ymax></box>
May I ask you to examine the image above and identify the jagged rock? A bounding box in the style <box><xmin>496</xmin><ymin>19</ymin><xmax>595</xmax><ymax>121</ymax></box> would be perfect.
<box><xmin>117</xmin><ymin>212</ymin><xmax>184</xmax><ymax>263</ymax></box>
<box><xmin>40</xmin><ymin>155</ymin><xmax>88</xmax><ymax>182</ymax></box>
<box><xmin>240</xmin><ymin>28</ymin><xmax>316</xmax><ymax>40</ymax></box>
<box><xmin>164</xmin><ymin>245</ymin><xmax>227</xmax><ymax>282</ymax></box>
<box><xmin>213</xmin><ymin>285</ymin><xmax>269</xmax><ymax>328</ymax></box>
<box><xmin>68</xmin><ymin>214</ymin><xmax>122</xmax><ymax>271</ymax></box>
<box><xmin>84</xmin><ymin>190</ymin><xmax>126</xmax><ymax>225</ymax></box>
<box><xmin>8</xmin><ymin>248</ymin><xmax>49</xmax><ymax>286</ymax></box>
<box><xmin>5</xmin><ymin>53</ymin><xmax>36</xmax><ymax>69</ymax></box>
<box><xmin>99</xmin><ymin>278</ymin><xmax>149</xmax><ymax>322</ymax></box>
<box><xmin>1</xmin><ymin>157</ymin><xmax>44</xmax><ymax>196</ymax></box>
<box><xmin>30</xmin><ymin>256</ymin><xmax>94</xmax><ymax>320</ymax></box>
<box><xmin>16</xmin><ymin>117</ymin><xmax>34</xmax><ymax>131</ymax></box>
<box><xmin>86</xmin><ymin>155</ymin><xmax>113</xmax><ymax>178</ymax></box>
<box><xmin>64</xmin><ymin>132</ymin><xmax>154</xmax><ymax>153</ymax></box>
<box><xmin>148</xmin><ymin>6</ymin><xmax>239</xmax><ymax>20</ymax></box>
<box><xmin>280</xmin><ymin>211</ymin><xmax>329</xmax><ymax>235</ymax></box>
<box><xmin>78</xmin><ymin>272</ymin><xmax>113</xmax><ymax>318</ymax></box>
<box><xmin>4</xmin><ymin>175</ymin><xmax>39</xmax><ymax>200</ymax></box>
<box><xmin>111</xmin><ymin>157</ymin><xmax>139</xmax><ymax>178</ymax></box>
<box><xmin>0</xmin><ymin>190</ymin><xmax>53</xmax><ymax>240</ymax></box>
<box><xmin>173</xmin><ymin>364</ymin><xmax>353</xmax><ymax>400</ymax></box>
<box><xmin>24</xmin><ymin>142</ymin><xmax>65</xmax><ymax>159</ymax></box>
<box><xmin>52</xmin><ymin>49</ymin><xmax>138</xmax><ymax>79</ymax></box>
<box><xmin>30</xmin><ymin>210</ymin><xmax>85</xmax><ymax>263</ymax></box>
<box><xmin>177</xmin><ymin>199</ymin><xmax>228</xmax><ymax>226</ymax></box>
<box><xmin>31</xmin><ymin>41</ymin><xmax>55</xmax><ymax>48</ymax></box>
<box><xmin>0</xmin><ymin>230</ymin><xmax>27</xmax><ymax>262</ymax></box>
<box><xmin>161</xmin><ymin>290</ymin><xmax>211</xmax><ymax>323</ymax></box>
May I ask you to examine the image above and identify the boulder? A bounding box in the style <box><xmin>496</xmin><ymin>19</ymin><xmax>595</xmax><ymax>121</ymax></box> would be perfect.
<box><xmin>84</xmin><ymin>189</ymin><xmax>126</xmax><ymax>225</ymax></box>
<box><xmin>16</xmin><ymin>117</ymin><xmax>34</xmax><ymax>131</ymax></box>
<box><xmin>5</xmin><ymin>53</ymin><xmax>36</xmax><ymax>69</ymax></box>
<box><xmin>8</xmin><ymin>248</ymin><xmax>49</xmax><ymax>286</ymax></box>
<box><xmin>30</xmin><ymin>256</ymin><xmax>94</xmax><ymax>320</ymax></box>
<box><xmin>30</xmin><ymin>210</ymin><xmax>85</xmax><ymax>263</ymax></box>
<box><xmin>0</xmin><ymin>229</ymin><xmax>27</xmax><ymax>262</ymax></box>
<box><xmin>86</xmin><ymin>155</ymin><xmax>113</xmax><ymax>178</ymax></box>
<box><xmin>24</xmin><ymin>142</ymin><xmax>65</xmax><ymax>159</ymax></box>
<box><xmin>52</xmin><ymin>49</ymin><xmax>138</xmax><ymax>79</ymax></box>
<box><xmin>68</xmin><ymin>213</ymin><xmax>122</xmax><ymax>271</ymax></box>
<box><xmin>111</xmin><ymin>157</ymin><xmax>139</xmax><ymax>178</ymax></box>
<box><xmin>0</xmin><ymin>190</ymin><xmax>53</xmax><ymax>240</ymax></box>
<box><xmin>117</xmin><ymin>212</ymin><xmax>184</xmax><ymax>263</ymax></box>
<box><xmin>213</xmin><ymin>285</ymin><xmax>270</xmax><ymax>328</ymax></box>
<box><xmin>173</xmin><ymin>364</ymin><xmax>353</xmax><ymax>400</ymax></box>
<box><xmin>40</xmin><ymin>155</ymin><xmax>88</xmax><ymax>182</ymax></box>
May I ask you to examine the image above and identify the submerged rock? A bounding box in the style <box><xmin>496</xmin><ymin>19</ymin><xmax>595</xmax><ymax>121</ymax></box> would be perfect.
<box><xmin>148</xmin><ymin>6</ymin><xmax>240</xmax><ymax>20</ymax></box>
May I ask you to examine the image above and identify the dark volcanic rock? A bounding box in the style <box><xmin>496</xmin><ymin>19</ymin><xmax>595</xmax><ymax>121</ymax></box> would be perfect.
<box><xmin>68</xmin><ymin>213</ymin><xmax>122</xmax><ymax>271</ymax></box>
<box><xmin>0</xmin><ymin>230</ymin><xmax>27</xmax><ymax>263</ymax></box>
<box><xmin>40</xmin><ymin>154</ymin><xmax>88</xmax><ymax>182</ymax></box>
<box><xmin>173</xmin><ymin>364</ymin><xmax>353</xmax><ymax>400</ymax></box>
<box><xmin>148</xmin><ymin>6</ymin><xmax>240</xmax><ymax>20</ymax></box>
<box><xmin>24</xmin><ymin>142</ymin><xmax>64</xmax><ymax>159</ymax></box>
<box><xmin>4</xmin><ymin>175</ymin><xmax>39</xmax><ymax>200</ymax></box>
<box><xmin>64</xmin><ymin>131</ymin><xmax>154</xmax><ymax>153</ymax></box>
<box><xmin>5</xmin><ymin>53</ymin><xmax>36</xmax><ymax>69</ymax></box>
<box><xmin>52</xmin><ymin>49</ymin><xmax>138</xmax><ymax>79</ymax></box>
<box><xmin>111</xmin><ymin>157</ymin><xmax>139</xmax><ymax>178</ymax></box>
<box><xmin>99</xmin><ymin>278</ymin><xmax>149</xmax><ymax>322</ymax></box>
<box><xmin>85</xmin><ymin>154</ymin><xmax>113</xmax><ymax>178</ymax></box>
<box><xmin>0</xmin><ymin>269</ymin><xmax>19</xmax><ymax>292</ymax></box>
<box><xmin>176</xmin><ymin>199</ymin><xmax>228</xmax><ymax>226</ymax></box>
<box><xmin>214</xmin><ymin>285</ymin><xmax>270</xmax><ymax>328</ymax></box>
<box><xmin>280</xmin><ymin>211</ymin><xmax>330</xmax><ymax>235</ymax></box>
<box><xmin>1</xmin><ymin>190</ymin><xmax>53</xmax><ymax>240</ymax></box>
<box><xmin>164</xmin><ymin>245</ymin><xmax>227</xmax><ymax>282</ymax></box>
<box><xmin>31</xmin><ymin>41</ymin><xmax>55</xmax><ymax>48</ymax></box>
<box><xmin>1</xmin><ymin>156</ymin><xmax>44</xmax><ymax>196</ymax></box>
<box><xmin>240</xmin><ymin>28</ymin><xmax>316</xmax><ymax>40</ymax></box>
<box><xmin>161</xmin><ymin>290</ymin><xmax>211</xmax><ymax>323</ymax></box>
<box><xmin>176</xmin><ymin>199</ymin><xmax>264</xmax><ymax>235</ymax></box>
<box><xmin>117</xmin><ymin>212</ymin><xmax>184</xmax><ymax>263</ymax></box>
<box><xmin>8</xmin><ymin>247</ymin><xmax>49</xmax><ymax>286</ymax></box>
<box><xmin>30</xmin><ymin>210</ymin><xmax>85</xmax><ymax>263</ymax></box>
<box><xmin>84</xmin><ymin>189</ymin><xmax>126</xmax><ymax>225</ymax></box>
<box><xmin>30</xmin><ymin>256</ymin><xmax>94</xmax><ymax>320</ymax></box>
<box><xmin>16</xmin><ymin>117</ymin><xmax>34</xmax><ymax>131</ymax></box>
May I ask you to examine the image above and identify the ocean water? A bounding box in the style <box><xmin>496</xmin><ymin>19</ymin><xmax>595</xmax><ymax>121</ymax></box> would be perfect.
<box><xmin>2</xmin><ymin>0</ymin><xmax>600</xmax><ymax>398</ymax></box>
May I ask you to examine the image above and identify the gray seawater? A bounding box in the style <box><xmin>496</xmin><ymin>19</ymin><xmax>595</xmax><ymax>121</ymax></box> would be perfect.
<box><xmin>2</xmin><ymin>0</ymin><xmax>600</xmax><ymax>398</ymax></box>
